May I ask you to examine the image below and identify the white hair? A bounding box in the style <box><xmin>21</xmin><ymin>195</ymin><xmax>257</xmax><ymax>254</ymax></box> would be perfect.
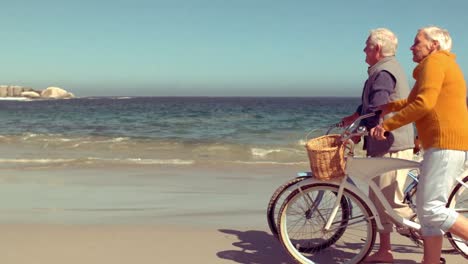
<box><xmin>368</xmin><ymin>28</ymin><xmax>398</xmax><ymax>57</ymax></box>
<box><xmin>419</xmin><ymin>26</ymin><xmax>452</xmax><ymax>51</ymax></box>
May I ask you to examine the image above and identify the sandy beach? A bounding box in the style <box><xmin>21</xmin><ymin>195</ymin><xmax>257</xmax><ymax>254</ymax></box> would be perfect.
<box><xmin>0</xmin><ymin>163</ymin><xmax>465</xmax><ymax>263</ymax></box>
<box><xmin>0</xmin><ymin>224</ymin><xmax>464</xmax><ymax>264</ymax></box>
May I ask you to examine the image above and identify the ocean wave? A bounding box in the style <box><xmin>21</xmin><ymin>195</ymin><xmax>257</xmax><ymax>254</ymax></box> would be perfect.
<box><xmin>0</xmin><ymin>157</ymin><xmax>307</xmax><ymax>168</ymax></box>
<box><xmin>231</xmin><ymin>160</ymin><xmax>308</xmax><ymax>165</ymax></box>
<box><xmin>251</xmin><ymin>148</ymin><xmax>282</xmax><ymax>157</ymax></box>
<box><xmin>251</xmin><ymin>147</ymin><xmax>304</xmax><ymax>158</ymax></box>
<box><xmin>0</xmin><ymin>134</ymin><xmax>131</xmax><ymax>145</ymax></box>
<box><xmin>90</xmin><ymin>157</ymin><xmax>194</xmax><ymax>165</ymax></box>
<box><xmin>21</xmin><ymin>133</ymin><xmax>39</xmax><ymax>140</ymax></box>
<box><xmin>0</xmin><ymin>134</ymin><xmax>309</xmax><ymax>165</ymax></box>
<box><xmin>108</xmin><ymin>158</ymin><xmax>194</xmax><ymax>165</ymax></box>
<box><xmin>0</xmin><ymin>157</ymin><xmax>194</xmax><ymax>166</ymax></box>
<box><xmin>70</xmin><ymin>137</ymin><xmax>130</xmax><ymax>147</ymax></box>
<box><xmin>109</xmin><ymin>137</ymin><xmax>129</xmax><ymax>142</ymax></box>
<box><xmin>0</xmin><ymin>97</ymin><xmax>359</xmax><ymax>147</ymax></box>
<box><xmin>0</xmin><ymin>158</ymin><xmax>75</xmax><ymax>164</ymax></box>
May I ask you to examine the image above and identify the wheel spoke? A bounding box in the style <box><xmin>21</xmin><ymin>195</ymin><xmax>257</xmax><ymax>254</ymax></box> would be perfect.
<box><xmin>278</xmin><ymin>183</ymin><xmax>376</xmax><ymax>263</ymax></box>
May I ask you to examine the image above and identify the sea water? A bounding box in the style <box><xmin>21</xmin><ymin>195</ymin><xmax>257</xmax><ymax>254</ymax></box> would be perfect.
<box><xmin>0</xmin><ymin>97</ymin><xmax>359</xmax><ymax>169</ymax></box>
<box><xmin>0</xmin><ymin>96</ymin><xmax>362</xmax><ymax>224</ymax></box>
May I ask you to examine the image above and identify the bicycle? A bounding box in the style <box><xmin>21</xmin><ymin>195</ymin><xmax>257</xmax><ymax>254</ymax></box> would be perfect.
<box><xmin>267</xmin><ymin>124</ymin><xmax>457</xmax><ymax>253</ymax></box>
<box><xmin>275</xmin><ymin>112</ymin><xmax>468</xmax><ymax>263</ymax></box>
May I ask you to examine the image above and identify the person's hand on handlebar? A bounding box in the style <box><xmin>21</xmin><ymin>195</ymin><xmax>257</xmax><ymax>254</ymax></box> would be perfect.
<box><xmin>369</xmin><ymin>104</ymin><xmax>392</xmax><ymax>140</ymax></box>
<box><xmin>370</xmin><ymin>124</ymin><xmax>387</xmax><ymax>140</ymax></box>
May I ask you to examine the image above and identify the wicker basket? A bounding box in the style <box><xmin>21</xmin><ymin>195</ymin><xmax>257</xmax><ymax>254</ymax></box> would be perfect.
<box><xmin>305</xmin><ymin>134</ymin><xmax>346</xmax><ymax>180</ymax></box>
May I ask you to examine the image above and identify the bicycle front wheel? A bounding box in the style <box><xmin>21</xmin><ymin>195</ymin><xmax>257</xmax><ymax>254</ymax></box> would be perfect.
<box><xmin>278</xmin><ymin>183</ymin><xmax>376</xmax><ymax>264</ymax></box>
<box><xmin>267</xmin><ymin>176</ymin><xmax>309</xmax><ymax>238</ymax></box>
<box><xmin>446</xmin><ymin>175</ymin><xmax>468</xmax><ymax>258</ymax></box>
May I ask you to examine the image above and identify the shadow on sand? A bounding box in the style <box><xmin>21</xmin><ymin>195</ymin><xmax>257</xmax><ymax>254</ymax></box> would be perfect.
<box><xmin>216</xmin><ymin>229</ymin><xmax>293</xmax><ymax>264</ymax></box>
<box><xmin>217</xmin><ymin>229</ymin><xmax>423</xmax><ymax>264</ymax></box>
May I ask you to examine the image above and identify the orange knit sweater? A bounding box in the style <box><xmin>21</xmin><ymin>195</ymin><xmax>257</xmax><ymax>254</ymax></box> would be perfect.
<box><xmin>382</xmin><ymin>50</ymin><xmax>468</xmax><ymax>151</ymax></box>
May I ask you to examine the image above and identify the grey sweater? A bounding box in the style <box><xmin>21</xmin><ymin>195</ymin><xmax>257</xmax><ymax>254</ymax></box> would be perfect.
<box><xmin>356</xmin><ymin>56</ymin><xmax>414</xmax><ymax>157</ymax></box>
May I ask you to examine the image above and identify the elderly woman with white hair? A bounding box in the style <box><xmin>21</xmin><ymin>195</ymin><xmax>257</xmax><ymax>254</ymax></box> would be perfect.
<box><xmin>371</xmin><ymin>26</ymin><xmax>468</xmax><ymax>264</ymax></box>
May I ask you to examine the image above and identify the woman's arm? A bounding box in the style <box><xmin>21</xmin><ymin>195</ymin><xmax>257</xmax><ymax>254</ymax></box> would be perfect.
<box><xmin>383</xmin><ymin>57</ymin><xmax>444</xmax><ymax>131</ymax></box>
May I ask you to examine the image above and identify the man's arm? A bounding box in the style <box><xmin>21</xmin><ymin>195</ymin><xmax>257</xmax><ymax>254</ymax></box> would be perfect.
<box><xmin>363</xmin><ymin>70</ymin><xmax>395</xmax><ymax>128</ymax></box>
<box><xmin>341</xmin><ymin>112</ymin><xmax>360</xmax><ymax>127</ymax></box>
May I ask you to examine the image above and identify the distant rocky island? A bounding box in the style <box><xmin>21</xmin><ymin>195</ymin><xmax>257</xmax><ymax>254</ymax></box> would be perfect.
<box><xmin>0</xmin><ymin>85</ymin><xmax>75</xmax><ymax>99</ymax></box>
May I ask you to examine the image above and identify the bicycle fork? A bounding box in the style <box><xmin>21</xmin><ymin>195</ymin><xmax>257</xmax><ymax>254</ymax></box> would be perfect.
<box><xmin>324</xmin><ymin>175</ymin><xmax>348</xmax><ymax>230</ymax></box>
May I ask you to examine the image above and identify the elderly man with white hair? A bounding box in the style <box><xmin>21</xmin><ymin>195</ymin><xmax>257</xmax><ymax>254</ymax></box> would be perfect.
<box><xmin>372</xmin><ymin>26</ymin><xmax>468</xmax><ymax>264</ymax></box>
<box><xmin>342</xmin><ymin>28</ymin><xmax>415</xmax><ymax>263</ymax></box>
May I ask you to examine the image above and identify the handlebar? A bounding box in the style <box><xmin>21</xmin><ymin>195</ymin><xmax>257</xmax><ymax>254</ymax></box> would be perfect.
<box><xmin>340</xmin><ymin>110</ymin><xmax>383</xmax><ymax>141</ymax></box>
<box><xmin>305</xmin><ymin>110</ymin><xmax>387</xmax><ymax>149</ymax></box>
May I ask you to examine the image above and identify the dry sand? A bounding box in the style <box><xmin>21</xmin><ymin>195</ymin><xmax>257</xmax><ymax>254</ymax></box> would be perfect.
<box><xmin>0</xmin><ymin>164</ymin><xmax>465</xmax><ymax>263</ymax></box>
<box><xmin>0</xmin><ymin>224</ymin><xmax>465</xmax><ymax>264</ymax></box>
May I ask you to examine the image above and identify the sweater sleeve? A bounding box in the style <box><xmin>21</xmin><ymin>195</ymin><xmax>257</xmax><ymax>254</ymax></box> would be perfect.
<box><xmin>383</xmin><ymin>57</ymin><xmax>444</xmax><ymax>131</ymax></box>
<box><xmin>386</xmin><ymin>98</ymin><xmax>408</xmax><ymax>112</ymax></box>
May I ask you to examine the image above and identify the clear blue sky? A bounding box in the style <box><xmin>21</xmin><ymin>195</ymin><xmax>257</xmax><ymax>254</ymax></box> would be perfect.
<box><xmin>2</xmin><ymin>0</ymin><xmax>468</xmax><ymax>97</ymax></box>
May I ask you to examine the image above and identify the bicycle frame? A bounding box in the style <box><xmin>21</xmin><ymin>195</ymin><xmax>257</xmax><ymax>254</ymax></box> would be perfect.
<box><xmin>292</xmin><ymin>157</ymin><xmax>421</xmax><ymax>232</ymax></box>
<box><xmin>296</xmin><ymin>111</ymin><xmax>468</xmax><ymax>234</ymax></box>
<box><xmin>338</xmin><ymin>156</ymin><xmax>421</xmax><ymax>231</ymax></box>
<box><xmin>455</xmin><ymin>173</ymin><xmax>468</xmax><ymax>189</ymax></box>
<box><xmin>277</xmin><ymin>111</ymin><xmax>468</xmax><ymax>263</ymax></box>
<box><xmin>326</xmin><ymin>158</ymin><xmax>468</xmax><ymax>232</ymax></box>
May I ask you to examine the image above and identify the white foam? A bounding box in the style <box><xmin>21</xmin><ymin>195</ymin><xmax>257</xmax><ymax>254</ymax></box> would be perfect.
<box><xmin>21</xmin><ymin>133</ymin><xmax>39</xmax><ymax>140</ymax></box>
<box><xmin>68</xmin><ymin>137</ymin><xmax>129</xmax><ymax>147</ymax></box>
<box><xmin>0</xmin><ymin>158</ymin><xmax>75</xmax><ymax>164</ymax></box>
<box><xmin>232</xmin><ymin>160</ymin><xmax>308</xmax><ymax>165</ymax></box>
<box><xmin>111</xmin><ymin>137</ymin><xmax>129</xmax><ymax>142</ymax></box>
<box><xmin>84</xmin><ymin>157</ymin><xmax>194</xmax><ymax>165</ymax></box>
<box><xmin>251</xmin><ymin>148</ymin><xmax>282</xmax><ymax>157</ymax></box>
<box><xmin>0</xmin><ymin>157</ymin><xmax>194</xmax><ymax>166</ymax></box>
<box><xmin>297</xmin><ymin>139</ymin><xmax>307</xmax><ymax>146</ymax></box>
<box><xmin>125</xmin><ymin>158</ymin><xmax>194</xmax><ymax>165</ymax></box>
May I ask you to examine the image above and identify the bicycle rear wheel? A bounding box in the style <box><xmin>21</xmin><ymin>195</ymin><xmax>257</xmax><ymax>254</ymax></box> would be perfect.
<box><xmin>446</xmin><ymin>175</ymin><xmax>468</xmax><ymax>258</ymax></box>
<box><xmin>278</xmin><ymin>183</ymin><xmax>376</xmax><ymax>264</ymax></box>
<box><xmin>267</xmin><ymin>176</ymin><xmax>308</xmax><ymax>238</ymax></box>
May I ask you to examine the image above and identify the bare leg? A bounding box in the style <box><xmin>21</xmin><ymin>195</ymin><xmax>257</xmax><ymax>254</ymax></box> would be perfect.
<box><xmin>421</xmin><ymin>236</ymin><xmax>442</xmax><ymax>264</ymax></box>
<box><xmin>448</xmin><ymin>214</ymin><xmax>468</xmax><ymax>241</ymax></box>
<box><xmin>363</xmin><ymin>232</ymin><xmax>394</xmax><ymax>263</ymax></box>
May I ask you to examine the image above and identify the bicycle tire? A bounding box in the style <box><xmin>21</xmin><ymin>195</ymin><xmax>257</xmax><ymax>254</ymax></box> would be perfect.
<box><xmin>267</xmin><ymin>176</ymin><xmax>309</xmax><ymax>238</ymax></box>
<box><xmin>278</xmin><ymin>183</ymin><xmax>376</xmax><ymax>264</ymax></box>
<box><xmin>446</xmin><ymin>175</ymin><xmax>468</xmax><ymax>258</ymax></box>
